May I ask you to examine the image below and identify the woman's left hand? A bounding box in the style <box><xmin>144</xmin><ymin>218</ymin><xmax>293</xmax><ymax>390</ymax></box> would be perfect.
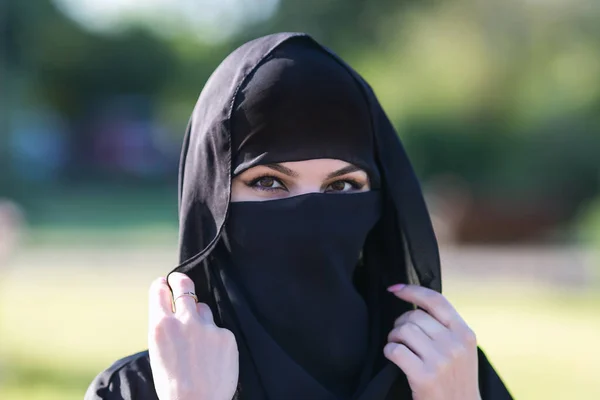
<box><xmin>384</xmin><ymin>284</ymin><xmax>481</xmax><ymax>400</ymax></box>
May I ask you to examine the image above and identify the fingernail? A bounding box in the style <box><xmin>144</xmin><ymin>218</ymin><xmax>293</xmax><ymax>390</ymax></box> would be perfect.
<box><xmin>159</xmin><ymin>276</ymin><xmax>167</xmax><ymax>284</ymax></box>
<box><xmin>387</xmin><ymin>284</ymin><xmax>405</xmax><ymax>292</ymax></box>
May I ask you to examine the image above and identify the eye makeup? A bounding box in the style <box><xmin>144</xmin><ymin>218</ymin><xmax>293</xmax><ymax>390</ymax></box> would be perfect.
<box><xmin>323</xmin><ymin>178</ymin><xmax>365</xmax><ymax>193</ymax></box>
<box><xmin>243</xmin><ymin>174</ymin><xmax>367</xmax><ymax>194</ymax></box>
<box><xmin>245</xmin><ymin>174</ymin><xmax>288</xmax><ymax>192</ymax></box>
<box><xmin>235</xmin><ymin>161</ymin><xmax>370</xmax><ymax>197</ymax></box>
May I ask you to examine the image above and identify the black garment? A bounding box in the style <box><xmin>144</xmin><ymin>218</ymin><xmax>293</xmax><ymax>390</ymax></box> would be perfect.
<box><xmin>224</xmin><ymin>192</ymin><xmax>382</xmax><ymax>398</ymax></box>
<box><xmin>86</xmin><ymin>32</ymin><xmax>512</xmax><ymax>400</ymax></box>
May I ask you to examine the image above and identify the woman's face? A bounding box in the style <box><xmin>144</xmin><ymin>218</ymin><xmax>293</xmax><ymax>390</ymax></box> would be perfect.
<box><xmin>231</xmin><ymin>158</ymin><xmax>370</xmax><ymax>202</ymax></box>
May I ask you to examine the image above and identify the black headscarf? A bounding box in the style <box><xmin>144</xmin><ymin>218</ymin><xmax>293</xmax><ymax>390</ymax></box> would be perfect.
<box><xmin>85</xmin><ymin>32</ymin><xmax>512</xmax><ymax>400</ymax></box>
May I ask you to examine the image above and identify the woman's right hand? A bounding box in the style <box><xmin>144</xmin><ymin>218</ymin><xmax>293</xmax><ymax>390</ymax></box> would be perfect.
<box><xmin>148</xmin><ymin>272</ymin><xmax>239</xmax><ymax>400</ymax></box>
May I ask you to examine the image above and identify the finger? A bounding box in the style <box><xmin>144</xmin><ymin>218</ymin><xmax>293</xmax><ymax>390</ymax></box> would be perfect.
<box><xmin>394</xmin><ymin>309</ymin><xmax>449</xmax><ymax>339</ymax></box>
<box><xmin>384</xmin><ymin>342</ymin><xmax>423</xmax><ymax>377</ymax></box>
<box><xmin>148</xmin><ymin>277</ymin><xmax>173</xmax><ymax>322</ymax></box>
<box><xmin>388</xmin><ymin>322</ymin><xmax>439</xmax><ymax>361</ymax></box>
<box><xmin>168</xmin><ymin>272</ymin><xmax>197</xmax><ymax>315</ymax></box>
<box><xmin>197</xmin><ymin>302</ymin><xmax>216</xmax><ymax>325</ymax></box>
<box><xmin>388</xmin><ymin>284</ymin><xmax>463</xmax><ymax>328</ymax></box>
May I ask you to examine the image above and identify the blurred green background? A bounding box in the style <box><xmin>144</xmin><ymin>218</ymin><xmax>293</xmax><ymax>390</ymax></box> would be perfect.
<box><xmin>0</xmin><ymin>0</ymin><xmax>599</xmax><ymax>399</ymax></box>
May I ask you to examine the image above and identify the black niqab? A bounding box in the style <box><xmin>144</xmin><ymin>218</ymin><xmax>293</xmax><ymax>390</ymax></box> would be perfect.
<box><xmin>225</xmin><ymin>192</ymin><xmax>381</xmax><ymax>398</ymax></box>
<box><xmin>85</xmin><ymin>32</ymin><xmax>512</xmax><ymax>400</ymax></box>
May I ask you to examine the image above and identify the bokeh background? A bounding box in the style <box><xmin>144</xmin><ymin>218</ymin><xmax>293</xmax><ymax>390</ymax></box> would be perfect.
<box><xmin>1</xmin><ymin>0</ymin><xmax>599</xmax><ymax>399</ymax></box>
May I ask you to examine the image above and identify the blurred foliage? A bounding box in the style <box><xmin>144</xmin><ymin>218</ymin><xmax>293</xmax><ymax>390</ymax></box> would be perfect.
<box><xmin>1</xmin><ymin>0</ymin><xmax>599</xmax><ymax>240</ymax></box>
<box><xmin>352</xmin><ymin>1</ymin><xmax>600</xmax><ymax>199</ymax></box>
<box><xmin>578</xmin><ymin>197</ymin><xmax>600</xmax><ymax>244</ymax></box>
<box><xmin>575</xmin><ymin>197</ymin><xmax>600</xmax><ymax>282</ymax></box>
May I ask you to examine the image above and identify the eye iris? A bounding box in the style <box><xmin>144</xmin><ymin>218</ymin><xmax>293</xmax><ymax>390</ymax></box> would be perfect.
<box><xmin>331</xmin><ymin>181</ymin><xmax>346</xmax><ymax>191</ymax></box>
<box><xmin>258</xmin><ymin>177</ymin><xmax>274</xmax><ymax>187</ymax></box>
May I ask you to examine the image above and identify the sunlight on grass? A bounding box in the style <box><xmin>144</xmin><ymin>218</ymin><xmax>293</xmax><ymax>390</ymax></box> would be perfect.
<box><xmin>1</xmin><ymin>245</ymin><xmax>599</xmax><ymax>399</ymax></box>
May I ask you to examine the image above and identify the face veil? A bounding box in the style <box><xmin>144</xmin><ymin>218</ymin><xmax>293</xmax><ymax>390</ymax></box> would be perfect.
<box><xmin>170</xmin><ymin>33</ymin><xmax>510</xmax><ymax>400</ymax></box>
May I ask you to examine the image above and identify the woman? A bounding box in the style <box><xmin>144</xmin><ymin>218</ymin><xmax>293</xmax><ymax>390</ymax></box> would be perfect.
<box><xmin>86</xmin><ymin>33</ymin><xmax>512</xmax><ymax>400</ymax></box>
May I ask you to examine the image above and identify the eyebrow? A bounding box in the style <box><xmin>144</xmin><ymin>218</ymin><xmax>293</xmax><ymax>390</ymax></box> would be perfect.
<box><xmin>325</xmin><ymin>164</ymin><xmax>361</xmax><ymax>179</ymax></box>
<box><xmin>264</xmin><ymin>163</ymin><xmax>363</xmax><ymax>179</ymax></box>
<box><xmin>264</xmin><ymin>163</ymin><xmax>300</xmax><ymax>177</ymax></box>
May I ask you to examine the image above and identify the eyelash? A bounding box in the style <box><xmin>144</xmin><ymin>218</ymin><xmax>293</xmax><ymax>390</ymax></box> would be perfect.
<box><xmin>244</xmin><ymin>174</ymin><xmax>364</xmax><ymax>192</ymax></box>
<box><xmin>245</xmin><ymin>174</ymin><xmax>283</xmax><ymax>192</ymax></box>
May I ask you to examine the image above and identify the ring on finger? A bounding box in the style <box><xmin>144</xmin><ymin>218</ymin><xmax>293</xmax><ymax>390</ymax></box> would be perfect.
<box><xmin>173</xmin><ymin>291</ymin><xmax>199</xmax><ymax>303</ymax></box>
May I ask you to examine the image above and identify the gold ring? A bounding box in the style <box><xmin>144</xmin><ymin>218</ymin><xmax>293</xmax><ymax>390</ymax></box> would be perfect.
<box><xmin>173</xmin><ymin>291</ymin><xmax>199</xmax><ymax>303</ymax></box>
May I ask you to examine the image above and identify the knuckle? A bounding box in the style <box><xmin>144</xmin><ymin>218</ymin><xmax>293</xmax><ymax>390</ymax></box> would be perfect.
<box><xmin>150</xmin><ymin>316</ymin><xmax>177</xmax><ymax>340</ymax></box>
<box><xmin>177</xmin><ymin>309</ymin><xmax>196</xmax><ymax>324</ymax></box>
<box><xmin>197</xmin><ymin>302</ymin><xmax>214</xmax><ymax>319</ymax></box>
<box><xmin>162</xmin><ymin>315</ymin><xmax>180</xmax><ymax>329</ymax></box>
<box><xmin>169</xmin><ymin>272</ymin><xmax>194</xmax><ymax>292</ymax></box>
<box><xmin>386</xmin><ymin>328</ymin><xmax>397</xmax><ymax>342</ymax></box>
<box><xmin>218</xmin><ymin>328</ymin><xmax>237</xmax><ymax>344</ymax></box>
<box><xmin>408</xmin><ymin>309</ymin><xmax>426</xmax><ymax>323</ymax></box>
<box><xmin>149</xmin><ymin>324</ymin><xmax>164</xmax><ymax>341</ymax></box>
<box><xmin>395</xmin><ymin>309</ymin><xmax>415</xmax><ymax>324</ymax></box>
<box><xmin>406</xmin><ymin>322</ymin><xmax>422</xmax><ymax>335</ymax></box>
<box><xmin>213</xmin><ymin>328</ymin><xmax>238</xmax><ymax>353</ymax></box>
<box><xmin>392</xmin><ymin>344</ymin><xmax>407</xmax><ymax>358</ymax></box>
<box><xmin>398</xmin><ymin>323</ymin><xmax>415</xmax><ymax>337</ymax></box>
<box><xmin>385</xmin><ymin>343</ymin><xmax>405</xmax><ymax>362</ymax></box>
<box><xmin>448</xmin><ymin>342</ymin><xmax>466</xmax><ymax>359</ymax></box>
<box><xmin>148</xmin><ymin>277</ymin><xmax>161</xmax><ymax>291</ymax></box>
<box><xmin>432</xmin><ymin>358</ymin><xmax>450</xmax><ymax>374</ymax></box>
<box><xmin>429</xmin><ymin>294</ymin><xmax>446</xmax><ymax>310</ymax></box>
<box><xmin>393</xmin><ymin>314</ymin><xmax>404</xmax><ymax>328</ymax></box>
<box><xmin>462</xmin><ymin>327</ymin><xmax>477</xmax><ymax>345</ymax></box>
<box><xmin>149</xmin><ymin>278</ymin><xmax>168</xmax><ymax>296</ymax></box>
<box><xmin>422</xmin><ymin>290</ymin><xmax>446</xmax><ymax>308</ymax></box>
<box><xmin>423</xmin><ymin>289</ymin><xmax>440</xmax><ymax>301</ymax></box>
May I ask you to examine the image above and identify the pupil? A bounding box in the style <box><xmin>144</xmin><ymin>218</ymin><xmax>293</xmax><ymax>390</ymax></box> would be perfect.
<box><xmin>259</xmin><ymin>177</ymin><xmax>274</xmax><ymax>187</ymax></box>
<box><xmin>332</xmin><ymin>181</ymin><xmax>345</xmax><ymax>191</ymax></box>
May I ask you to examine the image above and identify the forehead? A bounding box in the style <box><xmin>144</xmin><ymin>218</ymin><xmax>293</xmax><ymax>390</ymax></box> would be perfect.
<box><xmin>242</xmin><ymin>159</ymin><xmax>367</xmax><ymax>174</ymax></box>
<box><xmin>279</xmin><ymin>159</ymin><xmax>359</xmax><ymax>169</ymax></box>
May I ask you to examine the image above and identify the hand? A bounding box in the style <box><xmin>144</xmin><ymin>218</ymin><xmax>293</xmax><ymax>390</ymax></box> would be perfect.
<box><xmin>384</xmin><ymin>284</ymin><xmax>481</xmax><ymax>400</ymax></box>
<box><xmin>148</xmin><ymin>272</ymin><xmax>239</xmax><ymax>400</ymax></box>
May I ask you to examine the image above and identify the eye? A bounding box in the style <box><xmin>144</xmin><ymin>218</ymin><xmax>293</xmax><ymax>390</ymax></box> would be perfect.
<box><xmin>247</xmin><ymin>175</ymin><xmax>286</xmax><ymax>191</ymax></box>
<box><xmin>325</xmin><ymin>180</ymin><xmax>362</xmax><ymax>193</ymax></box>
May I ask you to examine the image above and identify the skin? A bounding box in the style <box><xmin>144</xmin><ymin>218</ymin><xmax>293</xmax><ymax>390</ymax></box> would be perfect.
<box><xmin>149</xmin><ymin>158</ymin><xmax>481</xmax><ymax>400</ymax></box>
<box><xmin>149</xmin><ymin>274</ymin><xmax>238</xmax><ymax>400</ymax></box>
<box><xmin>385</xmin><ymin>284</ymin><xmax>482</xmax><ymax>400</ymax></box>
<box><xmin>230</xmin><ymin>158</ymin><xmax>371</xmax><ymax>202</ymax></box>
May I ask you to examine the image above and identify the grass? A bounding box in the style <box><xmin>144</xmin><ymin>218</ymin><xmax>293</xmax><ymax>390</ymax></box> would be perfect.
<box><xmin>1</xmin><ymin>241</ymin><xmax>599</xmax><ymax>399</ymax></box>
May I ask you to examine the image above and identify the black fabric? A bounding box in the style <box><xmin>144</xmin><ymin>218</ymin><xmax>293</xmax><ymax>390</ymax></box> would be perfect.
<box><xmin>230</xmin><ymin>42</ymin><xmax>379</xmax><ymax>187</ymax></box>
<box><xmin>224</xmin><ymin>191</ymin><xmax>381</xmax><ymax>398</ymax></box>
<box><xmin>85</xmin><ymin>32</ymin><xmax>513</xmax><ymax>400</ymax></box>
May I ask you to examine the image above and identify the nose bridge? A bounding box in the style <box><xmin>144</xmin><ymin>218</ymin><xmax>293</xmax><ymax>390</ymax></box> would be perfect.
<box><xmin>291</xmin><ymin>185</ymin><xmax>323</xmax><ymax>197</ymax></box>
<box><xmin>289</xmin><ymin>172</ymin><xmax>327</xmax><ymax>197</ymax></box>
